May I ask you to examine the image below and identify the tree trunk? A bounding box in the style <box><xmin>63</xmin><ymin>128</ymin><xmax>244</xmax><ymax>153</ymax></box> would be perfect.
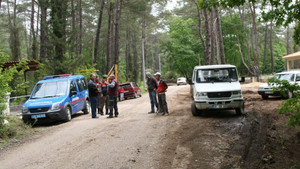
<box><xmin>286</xmin><ymin>26</ymin><xmax>290</xmax><ymax>55</ymax></box>
<box><xmin>249</xmin><ymin>1</ymin><xmax>260</xmax><ymax>79</ymax></box>
<box><xmin>215</xmin><ymin>6</ymin><xmax>226</xmax><ymax>64</ymax></box>
<box><xmin>229</xmin><ymin>9</ymin><xmax>254</xmax><ymax>76</ymax></box>
<box><xmin>132</xmin><ymin>32</ymin><xmax>138</xmax><ymax>83</ymax></box>
<box><xmin>39</xmin><ymin>0</ymin><xmax>48</xmax><ymax>62</ymax></box>
<box><xmin>210</xmin><ymin>8</ymin><xmax>215</xmax><ymax>65</ymax></box>
<box><xmin>193</xmin><ymin>0</ymin><xmax>206</xmax><ymax>60</ymax></box>
<box><xmin>107</xmin><ymin>2</ymin><xmax>113</xmax><ymax>72</ymax></box>
<box><xmin>7</xmin><ymin>0</ymin><xmax>21</xmax><ymax>61</ymax></box>
<box><xmin>262</xmin><ymin>24</ymin><xmax>268</xmax><ymax>74</ymax></box>
<box><xmin>70</xmin><ymin>0</ymin><xmax>75</xmax><ymax>59</ymax></box>
<box><xmin>203</xmin><ymin>8</ymin><xmax>211</xmax><ymax>65</ymax></box>
<box><xmin>238</xmin><ymin>6</ymin><xmax>255</xmax><ymax>73</ymax></box>
<box><xmin>125</xmin><ymin>27</ymin><xmax>131</xmax><ymax>81</ymax></box>
<box><xmin>31</xmin><ymin>0</ymin><xmax>37</xmax><ymax>60</ymax></box>
<box><xmin>76</xmin><ymin>0</ymin><xmax>82</xmax><ymax>57</ymax></box>
<box><xmin>270</xmin><ymin>5</ymin><xmax>274</xmax><ymax>73</ymax></box>
<box><xmin>141</xmin><ymin>11</ymin><xmax>146</xmax><ymax>81</ymax></box>
<box><xmin>94</xmin><ymin>0</ymin><xmax>105</xmax><ymax>74</ymax></box>
<box><xmin>0</xmin><ymin>0</ymin><xmax>2</xmax><ymax>10</ymax></box>
<box><xmin>114</xmin><ymin>0</ymin><xmax>123</xmax><ymax>65</ymax></box>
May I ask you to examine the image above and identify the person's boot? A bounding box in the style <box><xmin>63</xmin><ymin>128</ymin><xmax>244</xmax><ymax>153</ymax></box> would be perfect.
<box><xmin>98</xmin><ymin>109</ymin><xmax>101</xmax><ymax>114</ymax></box>
<box><xmin>105</xmin><ymin>109</ymin><xmax>109</xmax><ymax>115</ymax></box>
<box><xmin>100</xmin><ymin>109</ymin><xmax>104</xmax><ymax>115</ymax></box>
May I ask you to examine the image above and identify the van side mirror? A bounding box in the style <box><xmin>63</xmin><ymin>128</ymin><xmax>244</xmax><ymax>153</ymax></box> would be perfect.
<box><xmin>188</xmin><ymin>78</ymin><xmax>194</xmax><ymax>85</ymax></box>
<box><xmin>71</xmin><ymin>90</ymin><xmax>77</xmax><ymax>96</ymax></box>
<box><xmin>240</xmin><ymin>77</ymin><xmax>245</xmax><ymax>83</ymax></box>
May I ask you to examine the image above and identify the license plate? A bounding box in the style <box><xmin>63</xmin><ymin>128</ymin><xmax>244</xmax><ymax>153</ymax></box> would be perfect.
<box><xmin>31</xmin><ymin>114</ymin><xmax>46</xmax><ymax>119</ymax></box>
<box><xmin>212</xmin><ymin>105</ymin><xmax>223</xmax><ymax>109</ymax></box>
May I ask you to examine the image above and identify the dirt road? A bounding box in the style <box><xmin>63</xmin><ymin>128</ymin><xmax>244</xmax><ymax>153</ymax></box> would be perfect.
<box><xmin>0</xmin><ymin>85</ymin><xmax>299</xmax><ymax>169</ymax></box>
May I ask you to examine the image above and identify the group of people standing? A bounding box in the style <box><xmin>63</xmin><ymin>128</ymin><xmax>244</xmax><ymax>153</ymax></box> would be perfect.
<box><xmin>87</xmin><ymin>71</ymin><xmax>169</xmax><ymax>119</ymax></box>
<box><xmin>88</xmin><ymin>73</ymin><xmax>119</xmax><ymax>119</ymax></box>
<box><xmin>146</xmin><ymin>72</ymin><xmax>169</xmax><ymax>116</ymax></box>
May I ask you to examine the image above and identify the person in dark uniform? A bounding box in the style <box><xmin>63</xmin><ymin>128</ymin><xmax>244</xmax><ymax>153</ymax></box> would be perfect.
<box><xmin>107</xmin><ymin>75</ymin><xmax>119</xmax><ymax>118</ymax></box>
<box><xmin>146</xmin><ymin>72</ymin><xmax>158</xmax><ymax>114</ymax></box>
<box><xmin>88</xmin><ymin>73</ymin><xmax>99</xmax><ymax>118</ymax></box>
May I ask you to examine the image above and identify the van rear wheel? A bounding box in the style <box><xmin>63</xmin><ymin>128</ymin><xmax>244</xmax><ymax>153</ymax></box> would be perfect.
<box><xmin>83</xmin><ymin>100</ymin><xmax>90</xmax><ymax>114</ymax></box>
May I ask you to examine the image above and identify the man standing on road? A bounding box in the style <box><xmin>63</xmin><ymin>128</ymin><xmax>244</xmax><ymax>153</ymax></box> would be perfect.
<box><xmin>99</xmin><ymin>75</ymin><xmax>109</xmax><ymax>115</ymax></box>
<box><xmin>146</xmin><ymin>72</ymin><xmax>158</xmax><ymax>114</ymax></box>
<box><xmin>155</xmin><ymin>72</ymin><xmax>169</xmax><ymax>116</ymax></box>
<box><xmin>88</xmin><ymin>73</ymin><xmax>99</xmax><ymax>118</ymax></box>
<box><xmin>107</xmin><ymin>75</ymin><xmax>119</xmax><ymax>118</ymax></box>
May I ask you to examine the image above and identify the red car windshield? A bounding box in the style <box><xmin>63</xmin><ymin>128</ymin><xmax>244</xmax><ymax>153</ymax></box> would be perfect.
<box><xmin>120</xmin><ymin>84</ymin><xmax>131</xmax><ymax>89</ymax></box>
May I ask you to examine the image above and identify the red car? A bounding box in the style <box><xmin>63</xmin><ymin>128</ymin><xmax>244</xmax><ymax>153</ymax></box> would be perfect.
<box><xmin>119</xmin><ymin>82</ymin><xmax>142</xmax><ymax>99</ymax></box>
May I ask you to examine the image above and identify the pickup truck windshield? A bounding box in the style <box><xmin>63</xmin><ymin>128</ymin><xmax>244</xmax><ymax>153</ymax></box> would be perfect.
<box><xmin>274</xmin><ymin>73</ymin><xmax>293</xmax><ymax>82</ymax></box>
<box><xmin>31</xmin><ymin>81</ymin><xmax>69</xmax><ymax>99</ymax></box>
<box><xmin>196</xmin><ymin>68</ymin><xmax>238</xmax><ymax>83</ymax></box>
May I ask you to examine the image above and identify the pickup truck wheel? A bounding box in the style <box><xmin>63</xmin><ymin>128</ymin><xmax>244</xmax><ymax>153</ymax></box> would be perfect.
<box><xmin>261</xmin><ymin>94</ymin><xmax>268</xmax><ymax>100</ymax></box>
<box><xmin>83</xmin><ymin>100</ymin><xmax>90</xmax><ymax>114</ymax></box>
<box><xmin>235</xmin><ymin>102</ymin><xmax>245</xmax><ymax>115</ymax></box>
<box><xmin>64</xmin><ymin>106</ymin><xmax>72</xmax><ymax>122</ymax></box>
<box><xmin>191</xmin><ymin>103</ymin><xmax>200</xmax><ymax>116</ymax></box>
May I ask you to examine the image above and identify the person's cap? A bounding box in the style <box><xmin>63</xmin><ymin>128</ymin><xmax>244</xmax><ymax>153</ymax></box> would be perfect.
<box><xmin>146</xmin><ymin>72</ymin><xmax>151</xmax><ymax>76</ymax></box>
<box><xmin>154</xmin><ymin>72</ymin><xmax>161</xmax><ymax>76</ymax></box>
<box><xmin>102</xmin><ymin>74</ymin><xmax>108</xmax><ymax>78</ymax></box>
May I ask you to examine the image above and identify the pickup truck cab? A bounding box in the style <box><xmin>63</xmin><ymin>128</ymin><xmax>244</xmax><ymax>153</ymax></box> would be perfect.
<box><xmin>258</xmin><ymin>70</ymin><xmax>300</xmax><ymax>99</ymax></box>
<box><xmin>22</xmin><ymin>74</ymin><xmax>90</xmax><ymax>123</ymax></box>
<box><xmin>190</xmin><ymin>65</ymin><xmax>244</xmax><ymax>116</ymax></box>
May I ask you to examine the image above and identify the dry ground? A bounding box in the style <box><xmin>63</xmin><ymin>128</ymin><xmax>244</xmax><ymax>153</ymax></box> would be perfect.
<box><xmin>0</xmin><ymin>84</ymin><xmax>299</xmax><ymax>169</ymax></box>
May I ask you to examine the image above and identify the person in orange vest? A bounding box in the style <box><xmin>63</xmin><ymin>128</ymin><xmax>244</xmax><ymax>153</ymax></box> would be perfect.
<box><xmin>155</xmin><ymin>72</ymin><xmax>169</xmax><ymax>116</ymax></box>
<box><xmin>119</xmin><ymin>87</ymin><xmax>125</xmax><ymax>101</ymax></box>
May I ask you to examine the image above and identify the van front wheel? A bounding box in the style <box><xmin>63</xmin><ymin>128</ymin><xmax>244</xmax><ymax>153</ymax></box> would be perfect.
<box><xmin>235</xmin><ymin>102</ymin><xmax>245</xmax><ymax>115</ymax></box>
<box><xmin>64</xmin><ymin>107</ymin><xmax>72</xmax><ymax>122</ymax></box>
<box><xmin>191</xmin><ymin>103</ymin><xmax>201</xmax><ymax>116</ymax></box>
<box><xmin>83</xmin><ymin>100</ymin><xmax>90</xmax><ymax>114</ymax></box>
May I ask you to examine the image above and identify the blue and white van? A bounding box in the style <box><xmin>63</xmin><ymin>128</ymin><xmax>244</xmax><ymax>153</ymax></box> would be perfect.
<box><xmin>22</xmin><ymin>74</ymin><xmax>90</xmax><ymax>123</ymax></box>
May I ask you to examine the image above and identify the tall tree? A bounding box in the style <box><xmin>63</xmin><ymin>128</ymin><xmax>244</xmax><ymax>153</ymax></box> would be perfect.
<box><xmin>106</xmin><ymin>2</ymin><xmax>113</xmax><ymax>72</ymax></box>
<box><xmin>49</xmin><ymin>0</ymin><xmax>68</xmax><ymax>74</ymax></box>
<box><xmin>114</xmin><ymin>0</ymin><xmax>123</xmax><ymax>66</ymax></box>
<box><xmin>7</xmin><ymin>0</ymin><xmax>21</xmax><ymax>61</ymax></box>
<box><xmin>39</xmin><ymin>0</ymin><xmax>49</xmax><ymax>61</ymax></box>
<box><xmin>30</xmin><ymin>0</ymin><xmax>37</xmax><ymax>60</ymax></box>
<box><xmin>94</xmin><ymin>0</ymin><xmax>105</xmax><ymax>74</ymax></box>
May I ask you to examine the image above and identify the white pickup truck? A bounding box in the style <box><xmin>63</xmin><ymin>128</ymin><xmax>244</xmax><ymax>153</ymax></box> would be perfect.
<box><xmin>190</xmin><ymin>64</ymin><xmax>245</xmax><ymax>116</ymax></box>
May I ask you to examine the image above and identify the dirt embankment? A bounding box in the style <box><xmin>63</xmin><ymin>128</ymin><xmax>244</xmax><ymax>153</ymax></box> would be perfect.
<box><xmin>158</xmin><ymin>87</ymin><xmax>300</xmax><ymax>169</ymax></box>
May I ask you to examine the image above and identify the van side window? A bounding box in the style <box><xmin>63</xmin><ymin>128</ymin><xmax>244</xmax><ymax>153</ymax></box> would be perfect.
<box><xmin>76</xmin><ymin>79</ymin><xmax>84</xmax><ymax>92</ymax></box>
<box><xmin>81</xmin><ymin>78</ymin><xmax>88</xmax><ymax>90</ymax></box>
<box><xmin>70</xmin><ymin>81</ymin><xmax>77</xmax><ymax>94</ymax></box>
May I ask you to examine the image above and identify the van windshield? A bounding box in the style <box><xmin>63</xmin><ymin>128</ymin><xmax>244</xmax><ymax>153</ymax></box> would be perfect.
<box><xmin>31</xmin><ymin>81</ymin><xmax>69</xmax><ymax>99</ymax></box>
<box><xmin>196</xmin><ymin>68</ymin><xmax>238</xmax><ymax>83</ymax></box>
<box><xmin>274</xmin><ymin>73</ymin><xmax>293</xmax><ymax>82</ymax></box>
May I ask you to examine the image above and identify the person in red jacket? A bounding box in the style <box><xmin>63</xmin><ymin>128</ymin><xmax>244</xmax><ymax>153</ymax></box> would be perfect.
<box><xmin>155</xmin><ymin>72</ymin><xmax>169</xmax><ymax>116</ymax></box>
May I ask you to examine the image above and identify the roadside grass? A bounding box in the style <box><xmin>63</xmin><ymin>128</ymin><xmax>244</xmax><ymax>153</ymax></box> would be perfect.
<box><xmin>0</xmin><ymin>116</ymin><xmax>37</xmax><ymax>147</ymax></box>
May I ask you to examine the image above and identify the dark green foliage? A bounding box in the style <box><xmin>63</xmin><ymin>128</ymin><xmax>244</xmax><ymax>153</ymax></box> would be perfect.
<box><xmin>268</xmin><ymin>78</ymin><xmax>300</xmax><ymax>127</ymax></box>
<box><xmin>293</xmin><ymin>23</ymin><xmax>300</xmax><ymax>45</ymax></box>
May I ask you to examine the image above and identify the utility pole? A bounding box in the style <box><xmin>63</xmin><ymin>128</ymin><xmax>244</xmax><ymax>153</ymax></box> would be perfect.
<box><xmin>142</xmin><ymin>38</ymin><xmax>146</xmax><ymax>89</ymax></box>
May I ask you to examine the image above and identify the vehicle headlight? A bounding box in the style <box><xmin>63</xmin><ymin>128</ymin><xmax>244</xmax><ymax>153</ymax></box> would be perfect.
<box><xmin>51</xmin><ymin>102</ymin><xmax>61</xmax><ymax>111</ymax></box>
<box><xmin>232</xmin><ymin>90</ymin><xmax>241</xmax><ymax>95</ymax></box>
<box><xmin>196</xmin><ymin>92</ymin><xmax>207</xmax><ymax>97</ymax></box>
<box><xmin>22</xmin><ymin>105</ymin><xmax>28</xmax><ymax>113</ymax></box>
